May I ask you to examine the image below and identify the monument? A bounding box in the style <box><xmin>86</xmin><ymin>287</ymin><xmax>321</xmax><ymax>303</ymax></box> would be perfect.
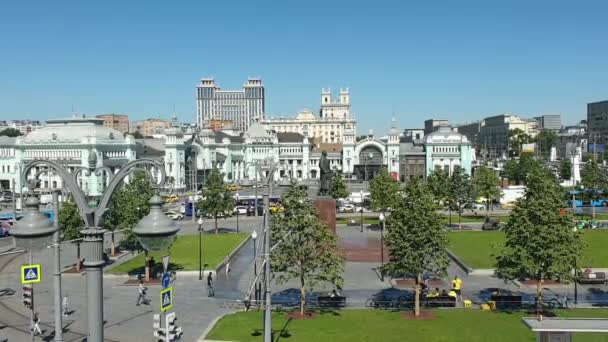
<box><xmin>315</xmin><ymin>151</ymin><xmax>337</xmax><ymax>233</ymax></box>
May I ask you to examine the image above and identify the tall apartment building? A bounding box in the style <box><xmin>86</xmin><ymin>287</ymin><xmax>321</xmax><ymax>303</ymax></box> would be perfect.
<box><xmin>196</xmin><ymin>78</ymin><xmax>265</xmax><ymax>132</ymax></box>
<box><xmin>588</xmin><ymin>101</ymin><xmax>608</xmax><ymax>139</ymax></box>
<box><xmin>534</xmin><ymin>114</ymin><xmax>562</xmax><ymax>131</ymax></box>
<box><xmin>96</xmin><ymin>114</ymin><xmax>129</xmax><ymax>134</ymax></box>
<box><xmin>0</xmin><ymin>120</ymin><xmax>43</xmax><ymax>134</ymax></box>
<box><xmin>131</xmin><ymin>118</ymin><xmax>171</xmax><ymax>137</ymax></box>
<box><xmin>263</xmin><ymin>88</ymin><xmax>356</xmax><ymax>144</ymax></box>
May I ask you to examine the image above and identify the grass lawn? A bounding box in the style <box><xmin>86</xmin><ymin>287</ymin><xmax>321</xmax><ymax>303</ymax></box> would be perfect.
<box><xmin>206</xmin><ymin>309</ymin><xmax>608</xmax><ymax>342</ymax></box>
<box><xmin>337</xmin><ymin>215</ymin><xmax>507</xmax><ymax>226</ymax></box>
<box><xmin>448</xmin><ymin>230</ymin><xmax>608</xmax><ymax>269</ymax></box>
<box><xmin>109</xmin><ymin>233</ymin><xmax>248</xmax><ymax>274</ymax></box>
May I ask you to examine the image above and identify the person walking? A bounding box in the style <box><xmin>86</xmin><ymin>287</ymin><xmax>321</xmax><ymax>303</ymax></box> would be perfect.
<box><xmin>32</xmin><ymin>312</ymin><xmax>42</xmax><ymax>336</ymax></box>
<box><xmin>136</xmin><ymin>281</ymin><xmax>148</xmax><ymax>305</ymax></box>
<box><xmin>62</xmin><ymin>294</ymin><xmax>70</xmax><ymax>317</ymax></box>
<box><xmin>451</xmin><ymin>276</ymin><xmax>463</xmax><ymax>301</ymax></box>
<box><xmin>207</xmin><ymin>272</ymin><xmax>215</xmax><ymax>297</ymax></box>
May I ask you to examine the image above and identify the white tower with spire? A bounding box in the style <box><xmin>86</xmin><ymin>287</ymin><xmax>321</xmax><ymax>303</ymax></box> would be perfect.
<box><xmin>387</xmin><ymin>118</ymin><xmax>400</xmax><ymax>178</ymax></box>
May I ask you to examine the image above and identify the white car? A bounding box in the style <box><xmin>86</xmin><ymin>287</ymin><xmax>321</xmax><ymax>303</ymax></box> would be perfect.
<box><xmin>338</xmin><ymin>204</ymin><xmax>355</xmax><ymax>213</ymax></box>
<box><xmin>234</xmin><ymin>206</ymin><xmax>248</xmax><ymax>215</ymax></box>
<box><xmin>164</xmin><ymin>211</ymin><xmax>184</xmax><ymax>220</ymax></box>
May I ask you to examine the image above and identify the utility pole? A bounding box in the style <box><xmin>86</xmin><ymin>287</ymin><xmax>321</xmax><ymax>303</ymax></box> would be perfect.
<box><xmin>52</xmin><ymin>191</ymin><xmax>63</xmax><ymax>341</ymax></box>
<box><xmin>29</xmin><ymin>251</ymin><xmax>34</xmax><ymax>342</ymax></box>
<box><xmin>263</xmin><ymin>191</ymin><xmax>271</xmax><ymax>342</ymax></box>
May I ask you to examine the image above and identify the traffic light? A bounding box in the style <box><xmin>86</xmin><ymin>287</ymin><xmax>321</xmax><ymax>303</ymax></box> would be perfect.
<box><xmin>165</xmin><ymin>312</ymin><xmax>183</xmax><ymax>341</ymax></box>
<box><xmin>153</xmin><ymin>314</ymin><xmax>166</xmax><ymax>341</ymax></box>
<box><xmin>22</xmin><ymin>285</ymin><xmax>32</xmax><ymax>309</ymax></box>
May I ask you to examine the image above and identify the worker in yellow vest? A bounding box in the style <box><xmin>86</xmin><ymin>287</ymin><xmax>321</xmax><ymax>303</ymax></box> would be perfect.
<box><xmin>451</xmin><ymin>276</ymin><xmax>463</xmax><ymax>301</ymax></box>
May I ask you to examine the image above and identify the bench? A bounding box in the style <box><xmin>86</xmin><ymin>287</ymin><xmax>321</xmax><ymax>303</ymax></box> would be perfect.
<box><xmin>490</xmin><ymin>294</ymin><xmax>522</xmax><ymax>309</ymax></box>
<box><xmin>425</xmin><ymin>295</ymin><xmax>456</xmax><ymax>308</ymax></box>
<box><xmin>579</xmin><ymin>272</ymin><xmax>607</xmax><ymax>285</ymax></box>
<box><xmin>318</xmin><ymin>295</ymin><xmax>346</xmax><ymax>308</ymax></box>
<box><xmin>482</xmin><ymin>217</ymin><xmax>501</xmax><ymax>231</ymax></box>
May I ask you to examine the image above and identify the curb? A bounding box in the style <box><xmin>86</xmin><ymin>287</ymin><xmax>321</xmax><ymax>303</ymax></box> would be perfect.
<box><xmin>197</xmin><ymin>310</ymin><xmax>240</xmax><ymax>342</ymax></box>
<box><xmin>468</xmin><ymin>269</ymin><xmax>495</xmax><ymax>276</ymax></box>
<box><xmin>447</xmin><ymin>249</ymin><xmax>474</xmax><ymax>275</ymax></box>
<box><xmin>215</xmin><ymin>234</ymin><xmax>251</xmax><ymax>273</ymax></box>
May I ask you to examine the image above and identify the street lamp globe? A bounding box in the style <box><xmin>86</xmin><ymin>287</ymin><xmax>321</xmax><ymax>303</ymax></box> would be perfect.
<box><xmin>251</xmin><ymin>229</ymin><xmax>258</xmax><ymax>240</ymax></box>
<box><xmin>197</xmin><ymin>217</ymin><xmax>204</xmax><ymax>226</ymax></box>
<box><xmin>379</xmin><ymin>213</ymin><xmax>385</xmax><ymax>222</ymax></box>
<box><xmin>10</xmin><ymin>192</ymin><xmax>57</xmax><ymax>250</ymax></box>
<box><xmin>133</xmin><ymin>194</ymin><xmax>180</xmax><ymax>251</ymax></box>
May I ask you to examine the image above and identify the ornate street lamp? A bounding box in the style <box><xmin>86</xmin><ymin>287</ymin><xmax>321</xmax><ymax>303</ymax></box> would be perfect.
<box><xmin>378</xmin><ymin>212</ymin><xmax>385</xmax><ymax>282</ymax></box>
<box><xmin>132</xmin><ymin>194</ymin><xmax>179</xmax><ymax>251</ymax></box>
<box><xmin>11</xmin><ymin>189</ymin><xmax>57</xmax><ymax>250</ymax></box>
<box><xmin>198</xmin><ymin>217</ymin><xmax>204</xmax><ymax>280</ymax></box>
<box><xmin>251</xmin><ymin>229</ymin><xmax>258</xmax><ymax>302</ymax></box>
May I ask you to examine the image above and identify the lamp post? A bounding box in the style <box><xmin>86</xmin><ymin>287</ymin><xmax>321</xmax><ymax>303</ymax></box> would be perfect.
<box><xmin>379</xmin><ymin>212</ymin><xmax>385</xmax><ymax>282</ymax></box>
<box><xmin>360</xmin><ymin>190</ymin><xmax>364</xmax><ymax>232</ymax></box>
<box><xmin>251</xmin><ymin>230</ymin><xmax>258</xmax><ymax>302</ymax></box>
<box><xmin>198</xmin><ymin>217</ymin><xmax>204</xmax><ymax>280</ymax></box>
<box><xmin>11</xmin><ymin>157</ymin><xmax>178</xmax><ymax>342</ymax></box>
<box><xmin>235</xmin><ymin>192</ymin><xmax>240</xmax><ymax>233</ymax></box>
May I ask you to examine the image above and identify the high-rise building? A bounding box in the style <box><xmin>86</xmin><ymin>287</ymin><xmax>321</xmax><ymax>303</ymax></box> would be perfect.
<box><xmin>196</xmin><ymin>78</ymin><xmax>265</xmax><ymax>132</ymax></box>
<box><xmin>588</xmin><ymin>101</ymin><xmax>608</xmax><ymax>139</ymax></box>
<box><xmin>96</xmin><ymin>114</ymin><xmax>129</xmax><ymax>134</ymax></box>
<box><xmin>534</xmin><ymin>114</ymin><xmax>562</xmax><ymax>131</ymax></box>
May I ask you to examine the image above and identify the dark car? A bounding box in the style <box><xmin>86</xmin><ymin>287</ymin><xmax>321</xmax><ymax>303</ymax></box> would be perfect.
<box><xmin>247</xmin><ymin>205</ymin><xmax>264</xmax><ymax>216</ymax></box>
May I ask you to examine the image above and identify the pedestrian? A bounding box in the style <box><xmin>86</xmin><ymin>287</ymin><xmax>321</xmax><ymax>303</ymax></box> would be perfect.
<box><xmin>136</xmin><ymin>280</ymin><xmax>148</xmax><ymax>306</ymax></box>
<box><xmin>451</xmin><ymin>276</ymin><xmax>463</xmax><ymax>301</ymax></box>
<box><xmin>32</xmin><ymin>312</ymin><xmax>42</xmax><ymax>336</ymax></box>
<box><xmin>62</xmin><ymin>294</ymin><xmax>69</xmax><ymax>317</ymax></box>
<box><xmin>207</xmin><ymin>272</ymin><xmax>215</xmax><ymax>297</ymax></box>
<box><xmin>225</xmin><ymin>261</ymin><xmax>231</xmax><ymax>278</ymax></box>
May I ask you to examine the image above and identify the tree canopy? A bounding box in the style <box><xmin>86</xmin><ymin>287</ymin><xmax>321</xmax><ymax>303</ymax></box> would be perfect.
<box><xmin>495</xmin><ymin>167</ymin><xmax>582</xmax><ymax>315</ymax></box>
<box><xmin>271</xmin><ymin>183</ymin><xmax>344</xmax><ymax>314</ymax></box>
<box><xmin>197</xmin><ymin>168</ymin><xmax>233</xmax><ymax>233</ymax></box>
<box><xmin>0</xmin><ymin>128</ymin><xmax>22</xmax><ymax>137</ymax></box>
<box><xmin>581</xmin><ymin>160</ymin><xmax>607</xmax><ymax>218</ymax></box>
<box><xmin>560</xmin><ymin>158</ymin><xmax>572</xmax><ymax>181</ymax></box>
<box><xmin>508</xmin><ymin>128</ymin><xmax>533</xmax><ymax>157</ymax></box>
<box><xmin>473</xmin><ymin>166</ymin><xmax>501</xmax><ymax>216</ymax></box>
<box><xmin>369</xmin><ymin>168</ymin><xmax>400</xmax><ymax>212</ymax></box>
<box><xmin>329</xmin><ymin>170</ymin><xmax>349</xmax><ymax>200</ymax></box>
<box><xmin>502</xmin><ymin>155</ymin><xmax>544</xmax><ymax>185</ymax></box>
<box><xmin>448</xmin><ymin>167</ymin><xmax>476</xmax><ymax>228</ymax></box>
<box><xmin>384</xmin><ymin>178</ymin><xmax>449</xmax><ymax>316</ymax></box>
<box><xmin>427</xmin><ymin>168</ymin><xmax>450</xmax><ymax>206</ymax></box>
<box><xmin>104</xmin><ymin>171</ymin><xmax>155</xmax><ymax>251</ymax></box>
<box><xmin>534</xmin><ymin>130</ymin><xmax>558</xmax><ymax>158</ymax></box>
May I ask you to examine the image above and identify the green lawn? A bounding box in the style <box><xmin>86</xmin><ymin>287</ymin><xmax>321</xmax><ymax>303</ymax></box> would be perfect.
<box><xmin>337</xmin><ymin>215</ymin><xmax>506</xmax><ymax>226</ymax></box>
<box><xmin>448</xmin><ymin>230</ymin><xmax>608</xmax><ymax>269</ymax></box>
<box><xmin>207</xmin><ymin>309</ymin><xmax>608</xmax><ymax>342</ymax></box>
<box><xmin>109</xmin><ymin>233</ymin><xmax>248</xmax><ymax>274</ymax></box>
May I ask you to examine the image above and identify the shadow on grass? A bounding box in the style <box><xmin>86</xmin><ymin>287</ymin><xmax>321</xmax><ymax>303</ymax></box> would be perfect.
<box><xmin>123</xmin><ymin>262</ymin><xmax>184</xmax><ymax>276</ymax></box>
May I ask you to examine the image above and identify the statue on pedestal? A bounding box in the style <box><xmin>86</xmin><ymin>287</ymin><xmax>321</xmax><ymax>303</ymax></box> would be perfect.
<box><xmin>318</xmin><ymin>151</ymin><xmax>332</xmax><ymax>196</ymax></box>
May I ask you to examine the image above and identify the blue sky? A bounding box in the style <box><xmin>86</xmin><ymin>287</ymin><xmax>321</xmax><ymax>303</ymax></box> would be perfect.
<box><xmin>1</xmin><ymin>1</ymin><xmax>607</xmax><ymax>134</ymax></box>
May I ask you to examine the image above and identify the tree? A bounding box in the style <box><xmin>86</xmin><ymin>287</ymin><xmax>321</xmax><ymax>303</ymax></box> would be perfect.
<box><xmin>427</xmin><ymin>168</ymin><xmax>450</xmax><ymax>206</ymax></box>
<box><xmin>196</xmin><ymin>168</ymin><xmax>233</xmax><ymax>233</ymax></box>
<box><xmin>495</xmin><ymin>167</ymin><xmax>582</xmax><ymax>317</ymax></box>
<box><xmin>581</xmin><ymin>160</ymin><xmax>607</xmax><ymax>219</ymax></box>
<box><xmin>502</xmin><ymin>155</ymin><xmax>543</xmax><ymax>185</ymax></box>
<box><xmin>448</xmin><ymin>167</ymin><xmax>476</xmax><ymax>229</ymax></box>
<box><xmin>131</xmin><ymin>131</ymin><xmax>144</xmax><ymax>139</ymax></box>
<box><xmin>508</xmin><ymin>128</ymin><xmax>533</xmax><ymax>157</ymax></box>
<box><xmin>384</xmin><ymin>178</ymin><xmax>449</xmax><ymax>317</ymax></box>
<box><xmin>473</xmin><ymin>166</ymin><xmax>501</xmax><ymax>217</ymax></box>
<box><xmin>560</xmin><ymin>158</ymin><xmax>572</xmax><ymax>182</ymax></box>
<box><xmin>535</xmin><ymin>130</ymin><xmax>558</xmax><ymax>159</ymax></box>
<box><xmin>271</xmin><ymin>183</ymin><xmax>344</xmax><ymax>315</ymax></box>
<box><xmin>59</xmin><ymin>198</ymin><xmax>85</xmax><ymax>269</ymax></box>
<box><xmin>0</xmin><ymin>128</ymin><xmax>22</xmax><ymax>137</ymax></box>
<box><xmin>104</xmin><ymin>171</ymin><xmax>155</xmax><ymax>251</ymax></box>
<box><xmin>329</xmin><ymin>170</ymin><xmax>349</xmax><ymax>200</ymax></box>
<box><xmin>369</xmin><ymin>168</ymin><xmax>400</xmax><ymax>212</ymax></box>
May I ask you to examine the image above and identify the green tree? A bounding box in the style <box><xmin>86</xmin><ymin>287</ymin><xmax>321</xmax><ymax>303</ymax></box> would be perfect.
<box><xmin>59</xmin><ymin>198</ymin><xmax>85</xmax><ymax>268</ymax></box>
<box><xmin>0</xmin><ymin>128</ymin><xmax>22</xmax><ymax>137</ymax></box>
<box><xmin>502</xmin><ymin>155</ymin><xmax>543</xmax><ymax>185</ymax></box>
<box><xmin>197</xmin><ymin>168</ymin><xmax>233</xmax><ymax>233</ymax></box>
<box><xmin>535</xmin><ymin>130</ymin><xmax>558</xmax><ymax>159</ymax></box>
<box><xmin>473</xmin><ymin>166</ymin><xmax>501</xmax><ymax>217</ymax></box>
<box><xmin>495</xmin><ymin>167</ymin><xmax>582</xmax><ymax>316</ymax></box>
<box><xmin>104</xmin><ymin>171</ymin><xmax>155</xmax><ymax>251</ymax></box>
<box><xmin>384</xmin><ymin>178</ymin><xmax>449</xmax><ymax>317</ymax></box>
<box><xmin>508</xmin><ymin>128</ymin><xmax>533</xmax><ymax>157</ymax></box>
<box><xmin>369</xmin><ymin>168</ymin><xmax>400</xmax><ymax>212</ymax></box>
<box><xmin>131</xmin><ymin>131</ymin><xmax>144</xmax><ymax>139</ymax></box>
<box><xmin>581</xmin><ymin>160</ymin><xmax>607</xmax><ymax>219</ymax></box>
<box><xmin>560</xmin><ymin>158</ymin><xmax>572</xmax><ymax>181</ymax></box>
<box><xmin>448</xmin><ymin>167</ymin><xmax>476</xmax><ymax>229</ymax></box>
<box><xmin>271</xmin><ymin>183</ymin><xmax>344</xmax><ymax>315</ymax></box>
<box><xmin>427</xmin><ymin>168</ymin><xmax>450</xmax><ymax>206</ymax></box>
<box><xmin>329</xmin><ymin>170</ymin><xmax>349</xmax><ymax>200</ymax></box>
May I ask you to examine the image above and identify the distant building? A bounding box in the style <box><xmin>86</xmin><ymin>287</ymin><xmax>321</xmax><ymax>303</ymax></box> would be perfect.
<box><xmin>131</xmin><ymin>118</ymin><xmax>171</xmax><ymax>137</ymax></box>
<box><xmin>424</xmin><ymin>119</ymin><xmax>449</xmax><ymax>135</ymax></box>
<box><xmin>263</xmin><ymin>88</ymin><xmax>356</xmax><ymax>144</ymax></box>
<box><xmin>423</xmin><ymin>126</ymin><xmax>473</xmax><ymax>177</ymax></box>
<box><xmin>0</xmin><ymin>120</ymin><xmax>43</xmax><ymax>135</ymax></box>
<box><xmin>402</xmin><ymin>128</ymin><xmax>424</xmax><ymax>142</ymax></box>
<box><xmin>196</xmin><ymin>78</ymin><xmax>265</xmax><ymax>132</ymax></box>
<box><xmin>399</xmin><ymin>140</ymin><xmax>425</xmax><ymax>181</ymax></box>
<box><xmin>208</xmin><ymin>119</ymin><xmax>234</xmax><ymax>132</ymax></box>
<box><xmin>588</xmin><ymin>100</ymin><xmax>608</xmax><ymax>140</ymax></box>
<box><xmin>96</xmin><ymin>114</ymin><xmax>129</xmax><ymax>134</ymax></box>
<box><xmin>455</xmin><ymin>121</ymin><xmax>481</xmax><ymax>146</ymax></box>
<box><xmin>477</xmin><ymin>114</ymin><xmax>539</xmax><ymax>159</ymax></box>
<box><xmin>534</xmin><ymin>114</ymin><xmax>562</xmax><ymax>131</ymax></box>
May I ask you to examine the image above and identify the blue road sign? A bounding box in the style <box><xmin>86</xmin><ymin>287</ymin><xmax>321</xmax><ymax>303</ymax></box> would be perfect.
<box><xmin>21</xmin><ymin>264</ymin><xmax>41</xmax><ymax>284</ymax></box>
<box><xmin>160</xmin><ymin>286</ymin><xmax>173</xmax><ymax>312</ymax></box>
<box><xmin>162</xmin><ymin>272</ymin><xmax>171</xmax><ymax>289</ymax></box>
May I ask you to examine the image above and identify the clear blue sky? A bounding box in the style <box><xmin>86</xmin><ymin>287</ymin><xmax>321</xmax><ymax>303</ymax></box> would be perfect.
<box><xmin>1</xmin><ymin>1</ymin><xmax>607</xmax><ymax>134</ymax></box>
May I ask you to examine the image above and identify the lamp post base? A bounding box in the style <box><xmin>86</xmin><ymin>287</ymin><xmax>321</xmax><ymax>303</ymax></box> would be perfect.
<box><xmin>82</xmin><ymin>227</ymin><xmax>106</xmax><ymax>342</ymax></box>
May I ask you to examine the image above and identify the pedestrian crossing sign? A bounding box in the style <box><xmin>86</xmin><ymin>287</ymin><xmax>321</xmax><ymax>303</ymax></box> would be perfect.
<box><xmin>21</xmin><ymin>264</ymin><xmax>41</xmax><ymax>284</ymax></box>
<box><xmin>160</xmin><ymin>286</ymin><xmax>173</xmax><ymax>312</ymax></box>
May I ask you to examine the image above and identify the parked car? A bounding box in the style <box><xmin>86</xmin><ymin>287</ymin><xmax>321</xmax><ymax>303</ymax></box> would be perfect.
<box><xmin>164</xmin><ymin>195</ymin><xmax>179</xmax><ymax>203</ymax></box>
<box><xmin>226</xmin><ymin>185</ymin><xmax>241</xmax><ymax>191</ymax></box>
<box><xmin>270</xmin><ymin>204</ymin><xmax>284</xmax><ymax>213</ymax></box>
<box><xmin>164</xmin><ymin>211</ymin><xmax>183</xmax><ymax>220</ymax></box>
<box><xmin>247</xmin><ymin>205</ymin><xmax>264</xmax><ymax>216</ymax></box>
<box><xmin>234</xmin><ymin>206</ymin><xmax>248</xmax><ymax>215</ymax></box>
<box><xmin>338</xmin><ymin>204</ymin><xmax>355</xmax><ymax>213</ymax></box>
